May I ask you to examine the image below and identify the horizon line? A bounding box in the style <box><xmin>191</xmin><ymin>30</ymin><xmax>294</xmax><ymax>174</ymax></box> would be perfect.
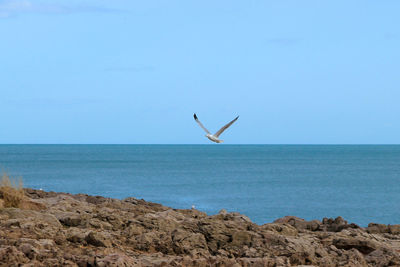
<box><xmin>1</xmin><ymin>143</ymin><xmax>400</xmax><ymax>146</ymax></box>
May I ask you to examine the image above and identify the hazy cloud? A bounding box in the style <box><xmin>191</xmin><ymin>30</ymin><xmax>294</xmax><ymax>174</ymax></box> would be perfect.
<box><xmin>0</xmin><ymin>0</ymin><xmax>118</xmax><ymax>18</ymax></box>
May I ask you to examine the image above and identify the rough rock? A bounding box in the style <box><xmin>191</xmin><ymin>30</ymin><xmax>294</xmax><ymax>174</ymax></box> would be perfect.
<box><xmin>85</xmin><ymin>231</ymin><xmax>112</xmax><ymax>247</ymax></box>
<box><xmin>0</xmin><ymin>188</ymin><xmax>398</xmax><ymax>266</ymax></box>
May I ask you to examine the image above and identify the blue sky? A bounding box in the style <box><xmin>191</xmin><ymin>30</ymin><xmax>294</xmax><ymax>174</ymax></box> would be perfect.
<box><xmin>1</xmin><ymin>0</ymin><xmax>399</xmax><ymax>144</ymax></box>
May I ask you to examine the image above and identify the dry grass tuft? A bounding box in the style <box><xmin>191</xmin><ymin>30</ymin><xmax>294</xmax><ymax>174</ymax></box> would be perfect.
<box><xmin>0</xmin><ymin>172</ymin><xmax>25</xmax><ymax>208</ymax></box>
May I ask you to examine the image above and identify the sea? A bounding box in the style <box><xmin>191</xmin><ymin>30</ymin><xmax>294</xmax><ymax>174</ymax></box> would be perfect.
<box><xmin>0</xmin><ymin>145</ymin><xmax>399</xmax><ymax>226</ymax></box>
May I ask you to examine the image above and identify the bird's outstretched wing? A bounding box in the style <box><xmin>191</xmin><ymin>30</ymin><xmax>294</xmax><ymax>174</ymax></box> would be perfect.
<box><xmin>214</xmin><ymin>116</ymin><xmax>239</xmax><ymax>137</ymax></box>
<box><xmin>193</xmin><ymin>113</ymin><xmax>210</xmax><ymax>134</ymax></box>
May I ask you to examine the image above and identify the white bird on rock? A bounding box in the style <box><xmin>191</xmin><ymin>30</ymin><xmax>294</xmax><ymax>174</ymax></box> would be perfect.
<box><xmin>193</xmin><ymin>113</ymin><xmax>239</xmax><ymax>143</ymax></box>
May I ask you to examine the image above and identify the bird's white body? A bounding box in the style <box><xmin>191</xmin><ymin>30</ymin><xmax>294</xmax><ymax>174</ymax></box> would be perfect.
<box><xmin>193</xmin><ymin>113</ymin><xmax>238</xmax><ymax>143</ymax></box>
<box><xmin>206</xmin><ymin>134</ymin><xmax>223</xmax><ymax>143</ymax></box>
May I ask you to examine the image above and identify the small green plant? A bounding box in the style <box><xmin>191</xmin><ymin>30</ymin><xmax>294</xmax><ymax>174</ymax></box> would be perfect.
<box><xmin>0</xmin><ymin>172</ymin><xmax>24</xmax><ymax>208</ymax></box>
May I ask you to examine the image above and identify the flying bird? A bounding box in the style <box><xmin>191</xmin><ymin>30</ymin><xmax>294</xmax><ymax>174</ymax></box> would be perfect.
<box><xmin>193</xmin><ymin>113</ymin><xmax>239</xmax><ymax>143</ymax></box>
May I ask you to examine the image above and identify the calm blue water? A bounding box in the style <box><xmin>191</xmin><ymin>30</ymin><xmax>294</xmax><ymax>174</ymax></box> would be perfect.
<box><xmin>0</xmin><ymin>145</ymin><xmax>399</xmax><ymax>226</ymax></box>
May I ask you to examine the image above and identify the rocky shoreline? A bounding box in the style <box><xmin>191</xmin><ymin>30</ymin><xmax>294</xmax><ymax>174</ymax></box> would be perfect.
<box><xmin>0</xmin><ymin>188</ymin><xmax>399</xmax><ymax>266</ymax></box>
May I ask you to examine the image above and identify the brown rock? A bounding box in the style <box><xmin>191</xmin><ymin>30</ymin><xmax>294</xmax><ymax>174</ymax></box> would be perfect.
<box><xmin>366</xmin><ymin>223</ymin><xmax>400</xmax><ymax>235</ymax></box>
<box><xmin>95</xmin><ymin>253</ymin><xmax>136</xmax><ymax>267</ymax></box>
<box><xmin>85</xmin><ymin>231</ymin><xmax>112</xmax><ymax>247</ymax></box>
<box><xmin>19</xmin><ymin>199</ymin><xmax>47</xmax><ymax>211</ymax></box>
<box><xmin>38</xmin><ymin>239</ymin><xmax>55</xmax><ymax>250</ymax></box>
<box><xmin>389</xmin><ymin>224</ymin><xmax>400</xmax><ymax>235</ymax></box>
<box><xmin>85</xmin><ymin>195</ymin><xmax>107</xmax><ymax>205</ymax></box>
<box><xmin>274</xmin><ymin>216</ymin><xmax>321</xmax><ymax>231</ymax></box>
<box><xmin>230</xmin><ymin>231</ymin><xmax>252</xmax><ymax>247</ymax></box>
<box><xmin>2</xmin><ymin>188</ymin><xmax>400</xmax><ymax>266</ymax></box>
<box><xmin>56</xmin><ymin>212</ymin><xmax>89</xmax><ymax>227</ymax></box>
<box><xmin>321</xmin><ymin>216</ymin><xmax>360</xmax><ymax>232</ymax></box>
<box><xmin>133</xmin><ymin>231</ymin><xmax>173</xmax><ymax>254</ymax></box>
<box><xmin>2</xmin><ymin>218</ymin><xmax>21</xmax><ymax>228</ymax></box>
<box><xmin>66</xmin><ymin>228</ymin><xmax>87</xmax><ymax>244</ymax></box>
<box><xmin>0</xmin><ymin>208</ymin><xmax>61</xmax><ymax>227</ymax></box>
<box><xmin>0</xmin><ymin>246</ymin><xmax>29</xmax><ymax>265</ymax></box>
<box><xmin>19</xmin><ymin>243</ymin><xmax>39</xmax><ymax>260</ymax></box>
<box><xmin>261</xmin><ymin>223</ymin><xmax>298</xmax><ymax>236</ymax></box>
<box><xmin>171</xmin><ymin>229</ymin><xmax>209</xmax><ymax>256</ymax></box>
<box><xmin>367</xmin><ymin>223</ymin><xmax>389</xmax><ymax>234</ymax></box>
<box><xmin>333</xmin><ymin>237</ymin><xmax>377</xmax><ymax>254</ymax></box>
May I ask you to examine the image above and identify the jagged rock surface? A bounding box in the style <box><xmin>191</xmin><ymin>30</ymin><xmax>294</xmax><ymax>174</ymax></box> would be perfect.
<box><xmin>0</xmin><ymin>188</ymin><xmax>399</xmax><ymax>266</ymax></box>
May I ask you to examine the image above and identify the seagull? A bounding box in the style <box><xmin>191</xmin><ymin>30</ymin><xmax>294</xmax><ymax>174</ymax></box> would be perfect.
<box><xmin>193</xmin><ymin>113</ymin><xmax>239</xmax><ymax>143</ymax></box>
